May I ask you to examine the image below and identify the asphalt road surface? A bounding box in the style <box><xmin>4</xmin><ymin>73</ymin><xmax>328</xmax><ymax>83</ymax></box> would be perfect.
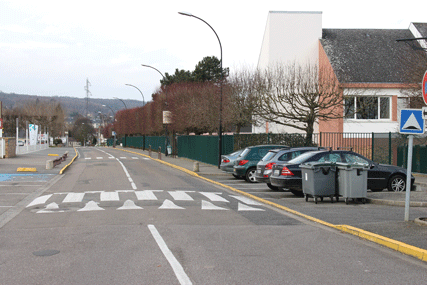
<box><xmin>1</xmin><ymin>147</ymin><xmax>426</xmax><ymax>284</ymax></box>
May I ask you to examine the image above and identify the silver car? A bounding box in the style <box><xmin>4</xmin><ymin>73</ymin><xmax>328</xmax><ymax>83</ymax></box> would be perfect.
<box><xmin>256</xmin><ymin>147</ymin><xmax>325</xmax><ymax>190</ymax></box>
<box><xmin>220</xmin><ymin>149</ymin><xmax>244</xmax><ymax>178</ymax></box>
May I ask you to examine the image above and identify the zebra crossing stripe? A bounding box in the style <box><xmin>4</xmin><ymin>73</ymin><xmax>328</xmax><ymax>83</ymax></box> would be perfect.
<box><xmin>135</xmin><ymin>190</ymin><xmax>163</xmax><ymax>200</ymax></box>
<box><xmin>26</xmin><ymin>194</ymin><xmax>52</xmax><ymax>207</ymax></box>
<box><xmin>237</xmin><ymin>203</ymin><xmax>265</xmax><ymax>211</ymax></box>
<box><xmin>230</xmin><ymin>195</ymin><xmax>263</xmax><ymax>205</ymax></box>
<box><xmin>199</xmin><ymin>192</ymin><xmax>229</xmax><ymax>202</ymax></box>
<box><xmin>63</xmin><ymin>192</ymin><xmax>85</xmax><ymax>203</ymax></box>
<box><xmin>168</xmin><ymin>191</ymin><xmax>195</xmax><ymax>201</ymax></box>
<box><xmin>100</xmin><ymin>191</ymin><xmax>120</xmax><ymax>201</ymax></box>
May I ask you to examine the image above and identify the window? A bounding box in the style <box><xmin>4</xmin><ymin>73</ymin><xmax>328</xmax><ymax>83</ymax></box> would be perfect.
<box><xmin>316</xmin><ymin>153</ymin><xmax>342</xmax><ymax>163</ymax></box>
<box><xmin>343</xmin><ymin>153</ymin><xmax>369</xmax><ymax>166</ymax></box>
<box><xmin>344</xmin><ymin>96</ymin><xmax>390</xmax><ymax>120</ymax></box>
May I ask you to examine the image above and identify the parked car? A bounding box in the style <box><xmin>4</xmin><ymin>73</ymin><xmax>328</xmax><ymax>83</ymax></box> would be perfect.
<box><xmin>270</xmin><ymin>149</ymin><xmax>416</xmax><ymax>196</ymax></box>
<box><xmin>17</xmin><ymin>140</ymin><xmax>25</xmax><ymax>146</ymax></box>
<box><xmin>256</xmin><ymin>147</ymin><xmax>325</xmax><ymax>190</ymax></box>
<box><xmin>233</xmin><ymin>145</ymin><xmax>287</xmax><ymax>183</ymax></box>
<box><xmin>220</xmin><ymin>149</ymin><xmax>244</xmax><ymax>178</ymax></box>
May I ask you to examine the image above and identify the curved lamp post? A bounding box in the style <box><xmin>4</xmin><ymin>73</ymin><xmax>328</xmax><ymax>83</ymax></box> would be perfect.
<box><xmin>102</xmin><ymin>104</ymin><xmax>117</xmax><ymax>147</ymax></box>
<box><xmin>141</xmin><ymin>64</ymin><xmax>170</xmax><ymax>156</ymax></box>
<box><xmin>125</xmin><ymin>84</ymin><xmax>145</xmax><ymax>106</ymax></box>
<box><xmin>113</xmin><ymin>97</ymin><xmax>128</xmax><ymax>109</ymax></box>
<box><xmin>178</xmin><ymin>11</ymin><xmax>223</xmax><ymax>168</ymax></box>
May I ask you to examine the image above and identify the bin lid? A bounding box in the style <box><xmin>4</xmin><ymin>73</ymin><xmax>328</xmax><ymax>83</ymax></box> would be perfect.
<box><xmin>335</xmin><ymin>162</ymin><xmax>368</xmax><ymax>169</ymax></box>
<box><xmin>300</xmin><ymin>161</ymin><xmax>336</xmax><ymax>169</ymax></box>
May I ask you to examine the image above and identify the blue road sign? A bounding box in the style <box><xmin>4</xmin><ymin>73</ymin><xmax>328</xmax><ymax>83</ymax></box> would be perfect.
<box><xmin>400</xmin><ymin>109</ymin><xmax>425</xmax><ymax>134</ymax></box>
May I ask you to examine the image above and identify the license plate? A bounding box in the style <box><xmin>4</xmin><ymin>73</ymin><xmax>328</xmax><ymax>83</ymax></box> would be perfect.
<box><xmin>274</xmin><ymin>170</ymin><xmax>280</xmax><ymax>176</ymax></box>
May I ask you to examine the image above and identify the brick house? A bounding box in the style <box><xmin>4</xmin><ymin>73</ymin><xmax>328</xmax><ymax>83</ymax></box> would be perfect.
<box><xmin>255</xmin><ymin>11</ymin><xmax>427</xmax><ymax>136</ymax></box>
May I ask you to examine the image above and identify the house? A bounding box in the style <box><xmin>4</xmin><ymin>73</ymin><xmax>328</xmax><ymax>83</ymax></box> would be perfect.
<box><xmin>255</xmin><ymin>11</ymin><xmax>427</xmax><ymax>135</ymax></box>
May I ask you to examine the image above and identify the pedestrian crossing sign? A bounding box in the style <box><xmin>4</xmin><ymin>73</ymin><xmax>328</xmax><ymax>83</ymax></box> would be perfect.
<box><xmin>400</xmin><ymin>109</ymin><xmax>425</xmax><ymax>134</ymax></box>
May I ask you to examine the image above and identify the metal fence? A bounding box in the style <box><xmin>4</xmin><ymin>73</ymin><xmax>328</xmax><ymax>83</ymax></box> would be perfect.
<box><xmin>107</xmin><ymin>132</ymin><xmax>427</xmax><ymax>173</ymax></box>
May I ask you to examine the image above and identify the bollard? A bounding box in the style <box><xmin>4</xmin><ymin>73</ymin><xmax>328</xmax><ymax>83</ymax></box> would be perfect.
<box><xmin>193</xmin><ymin>162</ymin><xmax>199</xmax><ymax>172</ymax></box>
<box><xmin>158</xmin><ymin>147</ymin><xmax>162</xmax><ymax>160</ymax></box>
<box><xmin>46</xmin><ymin>160</ymin><xmax>54</xmax><ymax>170</ymax></box>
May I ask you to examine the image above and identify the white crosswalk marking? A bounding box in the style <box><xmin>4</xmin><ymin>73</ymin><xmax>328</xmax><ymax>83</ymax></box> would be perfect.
<box><xmin>78</xmin><ymin>201</ymin><xmax>104</xmax><ymax>211</ymax></box>
<box><xmin>63</xmin><ymin>193</ymin><xmax>85</xmax><ymax>203</ymax></box>
<box><xmin>85</xmin><ymin>157</ymin><xmax>92</xmax><ymax>160</ymax></box>
<box><xmin>230</xmin><ymin>195</ymin><xmax>263</xmax><ymax>206</ymax></box>
<box><xmin>201</xmin><ymin>200</ymin><xmax>228</xmax><ymax>210</ymax></box>
<box><xmin>26</xmin><ymin>190</ymin><xmax>267</xmax><ymax>214</ymax></box>
<box><xmin>26</xmin><ymin>194</ymin><xmax>52</xmax><ymax>207</ymax></box>
<box><xmin>199</xmin><ymin>192</ymin><xmax>229</xmax><ymax>202</ymax></box>
<box><xmin>100</xmin><ymin>191</ymin><xmax>120</xmax><ymax>201</ymax></box>
<box><xmin>169</xmin><ymin>191</ymin><xmax>195</xmax><ymax>201</ymax></box>
<box><xmin>135</xmin><ymin>190</ymin><xmax>163</xmax><ymax>200</ymax></box>
<box><xmin>238</xmin><ymin>203</ymin><xmax>265</xmax><ymax>211</ymax></box>
<box><xmin>117</xmin><ymin>200</ymin><xmax>143</xmax><ymax>210</ymax></box>
<box><xmin>159</xmin><ymin>199</ymin><xmax>185</xmax><ymax>209</ymax></box>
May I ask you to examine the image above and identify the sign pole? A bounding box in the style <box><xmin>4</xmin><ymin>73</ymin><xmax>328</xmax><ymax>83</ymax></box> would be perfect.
<box><xmin>404</xmin><ymin>135</ymin><xmax>414</xmax><ymax>221</ymax></box>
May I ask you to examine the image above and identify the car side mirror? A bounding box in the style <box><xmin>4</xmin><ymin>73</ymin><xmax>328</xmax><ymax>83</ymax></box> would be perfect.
<box><xmin>369</xmin><ymin>163</ymin><xmax>375</xmax><ymax>169</ymax></box>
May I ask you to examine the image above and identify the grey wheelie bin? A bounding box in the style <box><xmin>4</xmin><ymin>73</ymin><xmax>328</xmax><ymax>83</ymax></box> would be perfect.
<box><xmin>336</xmin><ymin>163</ymin><xmax>368</xmax><ymax>204</ymax></box>
<box><xmin>300</xmin><ymin>162</ymin><xmax>336</xmax><ymax>204</ymax></box>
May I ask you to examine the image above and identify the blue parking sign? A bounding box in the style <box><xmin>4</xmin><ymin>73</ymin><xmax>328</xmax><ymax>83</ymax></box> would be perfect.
<box><xmin>400</xmin><ymin>109</ymin><xmax>425</xmax><ymax>134</ymax></box>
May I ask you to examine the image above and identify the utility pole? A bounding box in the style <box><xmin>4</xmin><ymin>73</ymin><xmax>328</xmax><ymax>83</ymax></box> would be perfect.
<box><xmin>84</xmin><ymin>78</ymin><xmax>92</xmax><ymax>118</ymax></box>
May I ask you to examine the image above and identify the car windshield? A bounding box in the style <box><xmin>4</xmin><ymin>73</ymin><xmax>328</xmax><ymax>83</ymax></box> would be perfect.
<box><xmin>261</xmin><ymin>151</ymin><xmax>276</xmax><ymax>161</ymax></box>
<box><xmin>286</xmin><ymin>151</ymin><xmax>318</xmax><ymax>164</ymax></box>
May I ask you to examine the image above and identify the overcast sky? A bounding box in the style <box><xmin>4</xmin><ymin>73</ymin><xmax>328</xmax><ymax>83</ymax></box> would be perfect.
<box><xmin>0</xmin><ymin>0</ymin><xmax>425</xmax><ymax>103</ymax></box>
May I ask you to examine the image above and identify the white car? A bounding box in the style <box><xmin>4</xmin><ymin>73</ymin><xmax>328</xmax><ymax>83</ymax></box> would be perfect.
<box><xmin>18</xmin><ymin>140</ymin><xmax>25</xmax><ymax>146</ymax></box>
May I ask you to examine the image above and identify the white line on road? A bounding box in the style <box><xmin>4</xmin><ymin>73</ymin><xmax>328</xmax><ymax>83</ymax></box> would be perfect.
<box><xmin>148</xmin><ymin>224</ymin><xmax>192</xmax><ymax>285</ymax></box>
<box><xmin>115</xmin><ymin>158</ymin><xmax>137</xmax><ymax>190</ymax></box>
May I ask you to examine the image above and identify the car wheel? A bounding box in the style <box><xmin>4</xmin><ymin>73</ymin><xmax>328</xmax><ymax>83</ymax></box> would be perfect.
<box><xmin>245</xmin><ymin>168</ymin><xmax>257</xmax><ymax>183</ymax></box>
<box><xmin>267</xmin><ymin>183</ymin><xmax>279</xmax><ymax>191</ymax></box>
<box><xmin>388</xmin><ymin>175</ymin><xmax>406</xmax><ymax>192</ymax></box>
<box><xmin>290</xmin><ymin>189</ymin><xmax>304</xmax><ymax>197</ymax></box>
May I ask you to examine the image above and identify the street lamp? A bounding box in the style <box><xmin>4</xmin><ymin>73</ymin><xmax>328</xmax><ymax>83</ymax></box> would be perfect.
<box><xmin>102</xmin><ymin>104</ymin><xmax>116</xmax><ymax>147</ymax></box>
<box><xmin>141</xmin><ymin>64</ymin><xmax>171</xmax><ymax>156</ymax></box>
<box><xmin>113</xmin><ymin>97</ymin><xmax>128</xmax><ymax>109</ymax></box>
<box><xmin>125</xmin><ymin>84</ymin><xmax>145</xmax><ymax>106</ymax></box>
<box><xmin>178</xmin><ymin>11</ymin><xmax>224</xmax><ymax>168</ymax></box>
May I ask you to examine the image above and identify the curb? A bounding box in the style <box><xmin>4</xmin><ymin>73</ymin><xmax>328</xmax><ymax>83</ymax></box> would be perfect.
<box><xmin>114</xmin><ymin>147</ymin><xmax>427</xmax><ymax>263</ymax></box>
<box><xmin>59</xmin><ymin>147</ymin><xmax>78</xmax><ymax>175</ymax></box>
<box><xmin>367</xmin><ymin>198</ymin><xmax>427</xmax><ymax>207</ymax></box>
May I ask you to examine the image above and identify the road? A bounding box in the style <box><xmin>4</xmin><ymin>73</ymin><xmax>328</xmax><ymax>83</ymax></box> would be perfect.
<box><xmin>0</xmin><ymin>147</ymin><xmax>426</xmax><ymax>284</ymax></box>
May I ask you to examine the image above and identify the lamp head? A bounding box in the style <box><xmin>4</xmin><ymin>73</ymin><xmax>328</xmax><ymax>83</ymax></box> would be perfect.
<box><xmin>178</xmin><ymin>11</ymin><xmax>193</xmax><ymax>17</ymax></box>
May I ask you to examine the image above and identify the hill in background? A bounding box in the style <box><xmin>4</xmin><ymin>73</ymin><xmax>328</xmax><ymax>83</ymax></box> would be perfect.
<box><xmin>0</xmin><ymin>92</ymin><xmax>144</xmax><ymax>123</ymax></box>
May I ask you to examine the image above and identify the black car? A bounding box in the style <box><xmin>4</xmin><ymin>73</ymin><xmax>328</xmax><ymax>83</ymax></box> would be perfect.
<box><xmin>255</xmin><ymin>147</ymin><xmax>324</xmax><ymax>190</ymax></box>
<box><xmin>270</xmin><ymin>150</ymin><xmax>415</xmax><ymax>197</ymax></box>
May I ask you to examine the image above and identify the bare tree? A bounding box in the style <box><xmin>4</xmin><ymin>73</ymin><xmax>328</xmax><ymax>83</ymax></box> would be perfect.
<box><xmin>397</xmin><ymin>46</ymin><xmax>427</xmax><ymax>108</ymax></box>
<box><xmin>253</xmin><ymin>63</ymin><xmax>343</xmax><ymax>145</ymax></box>
<box><xmin>226</xmin><ymin>68</ymin><xmax>258</xmax><ymax>133</ymax></box>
